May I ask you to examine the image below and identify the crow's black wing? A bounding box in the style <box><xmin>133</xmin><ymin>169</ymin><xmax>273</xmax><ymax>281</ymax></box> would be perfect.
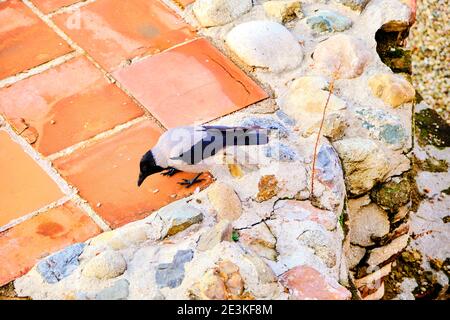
<box><xmin>171</xmin><ymin>126</ymin><xmax>269</xmax><ymax>165</ymax></box>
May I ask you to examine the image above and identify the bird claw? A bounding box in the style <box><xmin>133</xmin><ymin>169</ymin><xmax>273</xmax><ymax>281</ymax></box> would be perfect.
<box><xmin>161</xmin><ymin>167</ymin><xmax>180</xmax><ymax>177</ymax></box>
<box><xmin>178</xmin><ymin>176</ymin><xmax>204</xmax><ymax>188</ymax></box>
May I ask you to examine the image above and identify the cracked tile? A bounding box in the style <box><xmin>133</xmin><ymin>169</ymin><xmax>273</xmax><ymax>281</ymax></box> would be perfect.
<box><xmin>0</xmin><ymin>201</ymin><xmax>101</xmax><ymax>286</ymax></box>
<box><xmin>53</xmin><ymin>120</ymin><xmax>212</xmax><ymax>228</ymax></box>
<box><xmin>113</xmin><ymin>38</ymin><xmax>268</xmax><ymax>128</ymax></box>
<box><xmin>0</xmin><ymin>56</ymin><xmax>144</xmax><ymax>156</ymax></box>
<box><xmin>52</xmin><ymin>0</ymin><xmax>196</xmax><ymax>71</ymax></box>
<box><xmin>0</xmin><ymin>131</ymin><xmax>64</xmax><ymax>228</ymax></box>
<box><xmin>0</xmin><ymin>0</ymin><xmax>72</xmax><ymax>80</ymax></box>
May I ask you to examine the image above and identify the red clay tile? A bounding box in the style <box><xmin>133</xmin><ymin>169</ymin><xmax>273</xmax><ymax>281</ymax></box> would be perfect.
<box><xmin>0</xmin><ymin>0</ymin><xmax>72</xmax><ymax>80</ymax></box>
<box><xmin>31</xmin><ymin>0</ymin><xmax>80</xmax><ymax>14</ymax></box>
<box><xmin>113</xmin><ymin>38</ymin><xmax>268</xmax><ymax>128</ymax></box>
<box><xmin>52</xmin><ymin>0</ymin><xmax>196</xmax><ymax>71</ymax></box>
<box><xmin>0</xmin><ymin>131</ymin><xmax>64</xmax><ymax>228</ymax></box>
<box><xmin>53</xmin><ymin>120</ymin><xmax>212</xmax><ymax>228</ymax></box>
<box><xmin>0</xmin><ymin>56</ymin><xmax>144</xmax><ymax>156</ymax></box>
<box><xmin>0</xmin><ymin>201</ymin><xmax>101</xmax><ymax>286</ymax></box>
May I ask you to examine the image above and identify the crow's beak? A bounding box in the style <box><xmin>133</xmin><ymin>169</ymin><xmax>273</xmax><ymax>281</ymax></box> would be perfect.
<box><xmin>137</xmin><ymin>172</ymin><xmax>147</xmax><ymax>187</ymax></box>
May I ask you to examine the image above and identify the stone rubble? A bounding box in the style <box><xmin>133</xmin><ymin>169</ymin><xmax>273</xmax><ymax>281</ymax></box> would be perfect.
<box><xmin>12</xmin><ymin>0</ymin><xmax>420</xmax><ymax>300</ymax></box>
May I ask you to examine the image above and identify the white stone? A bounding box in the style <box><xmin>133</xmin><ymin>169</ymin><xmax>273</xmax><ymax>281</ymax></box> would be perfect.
<box><xmin>367</xmin><ymin>234</ymin><xmax>409</xmax><ymax>266</ymax></box>
<box><xmin>82</xmin><ymin>250</ymin><xmax>127</xmax><ymax>279</ymax></box>
<box><xmin>263</xmin><ymin>0</ymin><xmax>302</xmax><ymax>23</ymax></box>
<box><xmin>207</xmin><ymin>182</ymin><xmax>242</xmax><ymax>221</ymax></box>
<box><xmin>281</xmin><ymin>76</ymin><xmax>347</xmax><ymax>131</ymax></box>
<box><xmin>346</xmin><ymin>244</ymin><xmax>366</xmax><ymax>269</ymax></box>
<box><xmin>368</xmin><ymin>73</ymin><xmax>415</xmax><ymax>107</ymax></box>
<box><xmin>348</xmin><ymin>195</ymin><xmax>390</xmax><ymax>247</ymax></box>
<box><xmin>193</xmin><ymin>0</ymin><xmax>252</xmax><ymax>27</ymax></box>
<box><xmin>333</xmin><ymin>138</ymin><xmax>397</xmax><ymax>195</ymax></box>
<box><xmin>226</xmin><ymin>20</ymin><xmax>303</xmax><ymax>72</ymax></box>
<box><xmin>313</xmin><ymin>34</ymin><xmax>372</xmax><ymax>79</ymax></box>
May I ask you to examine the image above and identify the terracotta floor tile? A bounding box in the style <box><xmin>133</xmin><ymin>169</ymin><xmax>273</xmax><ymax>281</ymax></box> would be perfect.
<box><xmin>113</xmin><ymin>38</ymin><xmax>268</xmax><ymax>128</ymax></box>
<box><xmin>52</xmin><ymin>0</ymin><xmax>196</xmax><ymax>71</ymax></box>
<box><xmin>31</xmin><ymin>0</ymin><xmax>80</xmax><ymax>14</ymax></box>
<box><xmin>0</xmin><ymin>201</ymin><xmax>101</xmax><ymax>286</ymax></box>
<box><xmin>0</xmin><ymin>131</ymin><xmax>64</xmax><ymax>228</ymax></box>
<box><xmin>0</xmin><ymin>56</ymin><xmax>144</xmax><ymax>156</ymax></box>
<box><xmin>0</xmin><ymin>0</ymin><xmax>72</xmax><ymax>80</ymax></box>
<box><xmin>53</xmin><ymin>120</ymin><xmax>212</xmax><ymax>228</ymax></box>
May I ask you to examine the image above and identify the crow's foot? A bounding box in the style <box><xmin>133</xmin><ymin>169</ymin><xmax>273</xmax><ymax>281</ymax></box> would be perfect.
<box><xmin>178</xmin><ymin>173</ymin><xmax>204</xmax><ymax>188</ymax></box>
<box><xmin>161</xmin><ymin>167</ymin><xmax>181</xmax><ymax>177</ymax></box>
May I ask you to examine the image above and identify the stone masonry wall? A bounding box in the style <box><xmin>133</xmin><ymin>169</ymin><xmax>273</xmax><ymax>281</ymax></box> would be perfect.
<box><xmin>11</xmin><ymin>0</ymin><xmax>417</xmax><ymax>300</ymax></box>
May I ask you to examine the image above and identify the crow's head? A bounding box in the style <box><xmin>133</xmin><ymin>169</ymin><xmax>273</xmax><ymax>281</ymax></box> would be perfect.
<box><xmin>137</xmin><ymin>150</ymin><xmax>165</xmax><ymax>187</ymax></box>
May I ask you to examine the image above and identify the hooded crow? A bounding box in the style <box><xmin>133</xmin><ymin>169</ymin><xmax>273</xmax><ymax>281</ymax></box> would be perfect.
<box><xmin>137</xmin><ymin>125</ymin><xmax>269</xmax><ymax>187</ymax></box>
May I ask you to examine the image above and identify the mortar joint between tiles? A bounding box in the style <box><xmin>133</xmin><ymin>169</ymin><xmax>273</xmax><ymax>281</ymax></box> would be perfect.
<box><xmin>71</xmin><ymin>194</ymin><xmax>112</xmax><ymax>231</ymax></box>
<box><xmin>0</xmin><ymin>51</ymin><xmax>80</xmax><ymax>89</ymax></box>
<box><xmin>46</xmin><ymin>115</ymin><xmax>149</xmax><ymax>161</ymax></box>
<box><xmin>46</xmin><ymin>0</ymin><xmax>98</xmax><ymax>18</ymax></box>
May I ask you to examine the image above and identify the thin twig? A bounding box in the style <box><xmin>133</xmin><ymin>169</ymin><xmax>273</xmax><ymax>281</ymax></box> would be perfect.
<box><xmin>311</xmin><ymin>69</ymin><xmax>340</xmax><ymax>196</ymax></box>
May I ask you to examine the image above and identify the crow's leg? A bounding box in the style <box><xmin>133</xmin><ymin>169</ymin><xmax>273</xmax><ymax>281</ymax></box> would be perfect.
<box><xmin>178</xmin><ymin>173</ymin><xmax>204</xmax><ymax>188</ymax></box>
<box><xmin>161</xmin><ymin>167</ymin><xmax>181</xmax><ymax>177</ymax></box>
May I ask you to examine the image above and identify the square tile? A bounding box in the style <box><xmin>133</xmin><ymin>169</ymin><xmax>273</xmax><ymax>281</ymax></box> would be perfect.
<box><xmin>0</xmin><ymin>56</ymin><xmax>144</xmax><ymax>156</ymax></box>
<box><xmin>0</xmin><ymin>131</ymin><xmax>64</xmax><ymax>228</ymax></box>
<box><xmin>0</xmin><ymin>0</ymin><xmax>72</xmax><ymax>80</ymax></box>
<box><xmin>113</xmin><ymin>38</ymin><xmax>268</xmax><ymax>128</ymax></box>
<box><xmin>53</xmin><ymin>120</ymin><xmax>212</xmax><ymax>228</ymax></box>
<box><xmin>31</xmin><ymin>0</ymin><xmax>80</xmax><ymax>14</ymax></box>
<box><xmin>52</xmin><ymin>0</ymin><xmax>196</xmax><ymax>71</ymax></box>
<box><xmin>0</xmin><ymin>201</ymin><xmax>101</xmax><ymax>286</ymax></box>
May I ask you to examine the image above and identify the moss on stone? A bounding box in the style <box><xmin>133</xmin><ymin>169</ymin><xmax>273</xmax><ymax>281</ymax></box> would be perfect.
<box><xmin>414</xmin><ymin>155</ymin><xmax>449</xmax><ymax>173</ymax></box>
<box><xmin>415</xmin><ymin>108</ymin><xmax>450</xmax><ymax>149</ymax></box>
<box><xmin>371</xmin><ymin>177</ymin><xmax>411</xmax><ymax>214</ymax></box>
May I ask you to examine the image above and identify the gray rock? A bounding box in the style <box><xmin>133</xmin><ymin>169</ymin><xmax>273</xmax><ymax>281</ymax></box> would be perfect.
<box><xmin>276</xmin><ymin>110</ymin><xmax>296</xmax><ymax>126</ymax></box>
<box><xmin>306</xmin><ymin>10</ymin><xmax>352</xmax><ymax>35</ymax></box>
<box><xmin>157</xmin><ymin>201</ymin><xmax>204</xmax><ymax>237</ymax></box>
<box><xmin>241</xmin><ymin>117</ymin><xmax>289</xmax><ymax>138</ymax></box>
<box><xmin>355</xmin><ymin>108</ymin><xmax>407</xmax><ymax>149</ymax></box>
<box><xmin>264</xmin><ymin>142</ymin><xmax>298</xmax><ymax>162</ymax></box>
<box><xmin>95</xmin><ymin>279</ymin><xmax>130</xmax><ymax>300</ymax></box>
<box><xmin>155</xmin><ymin>250</ymin><xmax>194</xmax><ymax>289</ymax></box>
<box><xmin>315</xmin><ymin>144</ymin><xmax>345</xmax><ymax>199</ymax></box>
<box><xmin>37</xmin><ymin>243</ymin><xmax>85</xmax><ymax>284</ymax></box>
